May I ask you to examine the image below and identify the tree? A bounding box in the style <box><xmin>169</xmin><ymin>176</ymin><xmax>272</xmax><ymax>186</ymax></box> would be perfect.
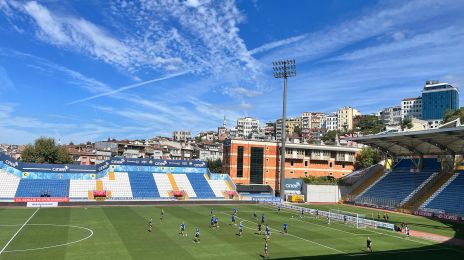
<box><xmin>355</xmin><ymin>147</ymin><xmax>382</xmax><ymax>170</ymax></box>
<box><xmin>20</xmin><ymin>137</ymin><xmax>73</xmax><ymax>164</ymax></box>
<box><xmin>321</xmin><ymin>130</ymin><xmax>339</xmax><ymax>145</ymax></box>
<box><xmin>443</xmin><ymin>108</ymin><xmax>464</xmax><ymax>123</ymax></box>
<box><xmin>353</xmin><ymin>115</ymin><xmax>385</xmax><ymax>135</ymax></box>
<box><xmin>207</xmin><ymin>159</ymin><xmax>222</xmax><ymax>173</ymax></box>
<box><xmin>401</xmin><ymin>118</ymin><xmax>413</xmax><ymax>130</ymax></box>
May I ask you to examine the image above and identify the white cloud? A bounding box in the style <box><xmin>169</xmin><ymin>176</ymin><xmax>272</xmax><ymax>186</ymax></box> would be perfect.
<box><xmin>224</xmin><ymin>87</ymin><xmax>262</xmax><ymax>98</ymax></box>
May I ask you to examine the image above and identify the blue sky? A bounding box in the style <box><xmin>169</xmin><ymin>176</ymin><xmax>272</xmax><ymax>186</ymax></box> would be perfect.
<box><xmin>0</xmin><ymin>0</ymin><xmax>463</xmax><ymax>144</ymax></box>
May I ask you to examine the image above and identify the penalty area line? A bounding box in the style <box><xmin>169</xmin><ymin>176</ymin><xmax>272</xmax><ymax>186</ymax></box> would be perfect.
<box><xmin>0</xmin><ymin>208</ymin><xmax>40</xmax><ymax>255</ymax></box>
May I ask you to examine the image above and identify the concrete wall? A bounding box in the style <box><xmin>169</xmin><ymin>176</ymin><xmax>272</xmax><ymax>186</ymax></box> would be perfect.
<box><xmin>304</xmin><ymin>184</ymin><xmax>341</xmax><ymax>203</ymax></box>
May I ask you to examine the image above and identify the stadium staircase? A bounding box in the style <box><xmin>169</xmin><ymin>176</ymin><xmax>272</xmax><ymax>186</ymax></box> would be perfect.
<box><xmin>153</xmin><ymin>173</ymin><xmax>173</xmax><ymax>198</ymax></box>
<box><xmin>419</xmin><ymin>172</ymin><xmax>464</xmax><ymax>215</ymax></box>
<box><xmin>0</xmin><ymin>170</ymin><xmax>21</xmax><ymax>199</ymax></box>
<box><xmin>128</xmin><ymin>172</ymin><xmax>160</xmax><ymax>199</ymax></box>
<box><xmin>346</xmin><ymin>164</ymin><xmax>385</xmax><ymax>199</ymax></box>
<box><xmin>15</xmin><ymin>179</ymin><xmax>70</xmax><ymax>198</ymax></box>
<box><xmin>186</xmin><ymin>173</ymin><xmax>216</xmax><ymax>198</ymax></box>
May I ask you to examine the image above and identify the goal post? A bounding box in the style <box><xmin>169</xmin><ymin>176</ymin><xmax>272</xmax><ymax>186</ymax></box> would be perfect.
<box><xmin>329</xmin><ymin>209</ymin><xmax>367</xmax><ymax>229</ymax></box>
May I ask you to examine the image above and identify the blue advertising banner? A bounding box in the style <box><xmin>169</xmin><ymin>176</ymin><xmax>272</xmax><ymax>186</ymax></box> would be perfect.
<box><xmin>284</xmin><ymin>179</ymin><xmax>303</xmax><ymax>191</ymax></box>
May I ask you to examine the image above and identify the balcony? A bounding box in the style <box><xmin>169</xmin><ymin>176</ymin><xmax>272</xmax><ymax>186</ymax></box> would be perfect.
<box><xmin>285</xmin><ymin>151</ymin><xmax>304</xmax><ymax>159</ymax></box>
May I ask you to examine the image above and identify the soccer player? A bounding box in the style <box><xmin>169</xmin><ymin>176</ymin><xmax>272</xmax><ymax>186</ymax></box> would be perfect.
<box><xmin>264</xmin><ymin>241</ymin><xmax>269</xmax><ymax>258</ymax></box>
<box><xmin>316</xmin><ymin>209</ymin><xmax>319</xmax><ymax>218</ymax></box>
<box><xmin>194</xmin><ymin>228</ymin><xmax>200</xmax><ymax>243</ymax></box>
<box><xmin>210</xmin><ymin>216</ymin><xmax>215</xmax><ymax>228</ymax></box>
<box><xmin>367</xmin><ymin>237</ymin><xmax>372</xmax><ymax>252</ymax></box>
<box><xmin>265</xmin><ymin>225</ymin><xmax>271</xmax><ymax>240</ymax></box>
<box><xmin>327</xmin><ymin>215</ymin><xmax>330</xmax><ymax>225</ymax></box>
<box><xmin>234</xmin><ymin>207</ymin><xmax>237</xmax><ymax>215</ymax></box>
<box><xmin>214</xmin><ymin>216</ymin><xmax>219</xmax><ymax>228</ymax></box>
<box><xmin>210</xmin><ymin>208</ymin><xmax>214</xmax><ymax>216</ymax></box>
<box><xmin>386</xmin><ymin>213</ymin><xmax>389</xmax><ymax>222</ymax></box>
<box><xmin>180</xmin><ymin>222</ymin><xmax>185</xmax><ymax>236</ymax></box>
<box><xmin>238</xmin><ymin>222</ymin><xmax>243</xmax><ymax>236</ymax></box>
<box><xmin>253</xmin><ymin>211</ymin><xmax>257</xmax><ymax>219</ymax></box>
<box><xmin>160</xmin><ymin>209</ymin><xmax>164</xmax><ymax>222</ymax></box>
<box><xmin>343</xmin><ymin>215</ymin><xmax>347</xmax><ymax>224</ymax></box>
<box><xmin>277</xmin><ymin>205</ymin><xmax>281</xmax><ymax>213</ymax></box>
<box><xmin>258</xmin><ymin>223</ymin><xmax>262</xmax><ymax>235</ymax></box>
<box><xmin>405</xmin><ymin>224</ymin><xmax>410</xmax><ymax>239</ymax></box>
<box><xmin>300</xmin><ymin>208</ymin><xmax>304</xmax><ymax>218</ymax></box>
<box><xmin>148</xmin><ymin>218</ymin><xmax>153</xmax><ymax>232</ymax></box>
<box><xmin>231</xmin><ymin>214</ymin><xmax>236</xmax><ymax>225</ymax></box>
<box><xmin>283</xmin><ymin>223</ymin><xmax>287</xmax><ymax>235</ymax></box>
<box><xmin>261</xmin><ymin>213</ymin><xmax>265</xmax><ymax>224</ymax></box>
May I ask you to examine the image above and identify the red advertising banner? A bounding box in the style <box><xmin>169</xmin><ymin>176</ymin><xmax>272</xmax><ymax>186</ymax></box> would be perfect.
<box><xmin>437</xmin><ymin>213</ymin><xmax>462</xmax><ymax>222</ymax></box>
<box><xmin>413</xmin><ymin>210</ymin><xmax>434</xmax><ymax>217</ymax></box>
<box><xmin>14</xmin><ymin>197</ymin><xmax>69</xmax><ymax>202</ymax></box>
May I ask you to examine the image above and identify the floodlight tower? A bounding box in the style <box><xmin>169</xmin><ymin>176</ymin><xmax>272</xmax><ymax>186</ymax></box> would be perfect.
<box><xmin>272</xmin><ymin>59</ymin><xmax>296</xmax><ymax>202</ymax></box>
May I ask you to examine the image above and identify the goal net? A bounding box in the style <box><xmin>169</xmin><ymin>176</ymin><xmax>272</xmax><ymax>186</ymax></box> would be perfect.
<box><xmin>329</xmin><ymin>209</ymin><xmax>367</xmax><ymax>228</ymax></box>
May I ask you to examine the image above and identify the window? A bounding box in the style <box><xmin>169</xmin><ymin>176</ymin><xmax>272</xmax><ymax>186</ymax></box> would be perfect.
<box><xmin>266</xmin><ymin>158</ymin><xmax>269</xmax><ymax>162</ymax></box>
<box><xmin>342</xmin><ymin>162</ymin><xmax>346</xmax><ymax>168</ymax></box>
<box><xmin>329</xmin><ymin>172</ymin><xmax>333</xmax><ymax>176</ymax></box>
<box><xmin>250</xmin><ymin>147</ymin><xmax>264</xmax><ymax>184</ymax></box>
<box><xmin>237</xmin><ymin>146</ymin><xmax>244</xmax><ymax>178</ymax></box>
<box><xmin>266</xmin><ymin>146</ymin><xmax>269</xmax><ymax>151</ymax></box>
<box><xmin>304</xmin><ymin>160</ymin><xmax>308</xmax><ymax>167</ymax></box>
<box><xmin>329</xmin><ymin>162</ymin><xmax>333</xmax><ymax>168</ymax></box>
<box><xmin>304</xmin><ymin>171</ymin><xmax>308</xmax><ymax>177</ymax></box>
<box><xmin>290</xmin><ymin>160</ymin><xmax>294</xmax><ymax>166</ymax></box>
<box><xmin>290</xmin><ymin>171</ymin><xmax>294</xmax><ymax>174</ymax></box>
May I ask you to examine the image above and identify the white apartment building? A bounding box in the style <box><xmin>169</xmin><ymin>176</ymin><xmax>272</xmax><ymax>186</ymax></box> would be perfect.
<box><xmin>173</xmin><ymin>130</ymin><xmax>191</xmax><ymax>141</ymax></box>
<box><xmin>236</xmin><ymin>117</ymin><xmax>260</xmax><ymax>139</ymax></box>
<box><xmin>326</xmin><ymin>113</ymin><xmax>338</xmax><ymax>131</ymax></box>
<box><xmin>401</xmin><ymin>97</ymin><xmax>422</xmax><ymax>120</ymax></box>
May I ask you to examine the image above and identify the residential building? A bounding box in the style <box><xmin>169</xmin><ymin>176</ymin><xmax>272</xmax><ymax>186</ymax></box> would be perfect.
<box><xmin>236</xmin><ymin>117</ymin><xmax>260</xmax><ymax>139</ymax></box>
<box><xmin>300</xmin><ymin>112</ymin><xmax>327</xmax><ymax>142</ymax></box>
<box><xmin>380</xmin><ymin>106</ymin><xmax>402</xmax><ymax>126</ymax></box>
<box><xmin>422</xmin><ymin>80</ymin><xmax>459</xmax><ymax>121</ymax></box>
<box><xmin>275</xmin><ymin>117</ymin><xmax>301</xmax><ymax>140</ymax></box>
<box><xmin>264</xmin><ymin>122</ymin><xmax>276</xmax><ymax>140</ymax></box>
<box><xmin>223</xmin><ymin>139</ymin><xmax>359</xmax><ymax>192</ymax></box>
<box><xmin>337</xmin><ymin>106</ymin><xmax>360</xmax><ymax>131</ymax></box>
<box><xmin>326</xmin><ymin>113</ymin><xmax>338</xmax><ymax>131</ymax></box>
<box><xmin>173</xmin><ymin>130</ymin><xmax>191</xmax><ymax>142</ymax></box>
<box><xmin>401</xmin><ymin>97</ymin><xmax>422</xmax><ymax>120</ymax></box>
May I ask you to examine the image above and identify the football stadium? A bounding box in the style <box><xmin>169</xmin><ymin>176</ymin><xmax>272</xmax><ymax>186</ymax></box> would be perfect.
<box><xmin>1</xmin><ymin>127</ymin><xmax>464</xmax><ymax>259</ymax></box>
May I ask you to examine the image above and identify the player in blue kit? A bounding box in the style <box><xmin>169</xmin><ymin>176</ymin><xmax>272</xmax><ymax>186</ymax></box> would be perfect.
<box><xmin>283</xmin><ymin>223</ymin><xmax>287</xmax><ymax>235</ymax></box>
<box><xmin>233</xmin><ymin>207</ymin><xmax>237</xmax><ymax>215</ymax></box>
<box><xmin>180</xmin><ymin>222</ymin><xmax>185</xmax><ymax>236</ymax></box>
<box><xmin>261</xmin><ymin>213</ymin><xmax>265</xmax><ymax>224</ymax></box>
<box><xmin>231</xmin><ymin>214</ymin><xmax>236</xmax><ymax>225</ymax></box>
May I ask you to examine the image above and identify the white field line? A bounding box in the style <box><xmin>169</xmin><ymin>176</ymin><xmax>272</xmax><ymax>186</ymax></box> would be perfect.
<box><xmin>0</xmin><ymin>208</ymin><xmax>39</xmax><ymax>255</ymax></box>
<box><xmin>219</xmin><ymin>212</ymin><xmax>346</xmax><ymax>254</ymax></box>
<box><xmin>259</xmin><ymin>204</ymin><xmax>463</xmax><ymax>253</ymax></box>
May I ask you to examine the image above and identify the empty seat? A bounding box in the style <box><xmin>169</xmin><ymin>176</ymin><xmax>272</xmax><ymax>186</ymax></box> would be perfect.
<box><xmin>422</xmin><ymin>173</ymin><xmax>464</xmax><ymax>215</ymax></box>
<box><xmin>207</xmin><ymin>179</ymin><xmax>229</xmax><ymax>198</ymax></box>
<box><xmin>186</xmin><ymin>173</ymin><xmax>216</xmax><ymax>199</ymax></box>
<box><xmin>15</xmin><ymin>179</ymin><xmax>70</xmax><ymax>198</ymax></box>
<box><xmin>153</xmin><ymin>174</ymin><xmax>172</xmax><ymax>197</ymax></box>
<box><xmin>69</xmin><ymin>180</ymin><xmax>96</xmax><ymax>199</ymax></box>
<box><xmin>128</xmin><ymin>172</ymin><xmax>160</xmax><ymax>199</ymax></box>
<box><xmin>101</xmin><ymin>172</ymin><xmax>133</xmax><ymax>199</ymax></box>
<box><xmin>0</xmin><ymin>171</ymin><xmax>21</xmax><ymax>199</ymax></box>
<box><xmin>172</xmin><ymin>174</ymin><xmax>196</xmax><ymax>197</ymax></box>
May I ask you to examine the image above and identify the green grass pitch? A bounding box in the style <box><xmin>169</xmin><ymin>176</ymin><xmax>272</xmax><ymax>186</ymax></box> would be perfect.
<box><xmin>0</xmin><ymin>204</ymin><xmax>462</xmax><ymax>259</ymax></box>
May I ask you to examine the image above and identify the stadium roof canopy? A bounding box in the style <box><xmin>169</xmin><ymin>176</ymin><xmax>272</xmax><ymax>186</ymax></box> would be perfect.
<box><xmin>348</xmin><ymin>126</ymin><xmax>464</xmax><ymax>156</ymax></box>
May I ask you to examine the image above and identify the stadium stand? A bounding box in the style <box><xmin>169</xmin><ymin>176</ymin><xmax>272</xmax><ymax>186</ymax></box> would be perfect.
<box><xmin>421</xmin><ymin>172</ymin><xmax>464</xmax><ymax>215</ymax></box>
<box><xmin>127</xmin><ymin>172</ymin><xmax>159</xmax><ymax>199</ymax></box>
<box><xmin>0</xmin><ymin>170</ymin><xmax>21</xmax><ymax>199</ymax></box>
<box><xmin>153</xmin><ymin>173</ymin><xmax>172</xmax><ymax>198</ymax></box>
<box><xmin>186</xmin><ymin>173</ymin><xmax>216</xmax><ymax>198</ymax></box>
<box><xmin>15</xmin><ymin>179</ymin><xmax>70</xmax><ymax>198</ymax></box>
<box><xmin>355</xmin><ymin>159</ymin><xmax>438</xmax><ymax>207</ymax></box>
<box><xmin>102</xmin><ymin>172</ymin><xmax>133</xmax><ymax>199</ymax></box>
<box><xmin>172</xmin><ymin>174</ymin><xmax>197</xmax><ymax>198</ymax></box>
<box><xmin>69</xmin><ymin>179</ymin><xmax>96</xmax><ymax>199</ymax></box>
<box><xmin>207</xmin><ymin>179</ymin><xmax>230</xmax><ymax>198</ymax></box>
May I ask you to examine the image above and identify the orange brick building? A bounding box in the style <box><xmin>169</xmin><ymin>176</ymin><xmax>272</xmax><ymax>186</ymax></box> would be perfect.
<box><xmin>222</xmin><ymin>139</ymin><xmax>360</xmax><ymax>192</ymax></box>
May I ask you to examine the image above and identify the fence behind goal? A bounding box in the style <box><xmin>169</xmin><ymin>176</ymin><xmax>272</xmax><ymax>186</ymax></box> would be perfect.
<box><xmin>263</xmin><ymin>201</ymin><xmax>395</xmax><ymax>231</ymax></box>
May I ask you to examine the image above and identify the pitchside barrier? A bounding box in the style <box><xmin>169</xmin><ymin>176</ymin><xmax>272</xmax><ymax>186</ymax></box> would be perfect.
<box><xmin>263</xmin><ymin>201</ymin><xmax>395</xmax><ymax>231</ymax></box>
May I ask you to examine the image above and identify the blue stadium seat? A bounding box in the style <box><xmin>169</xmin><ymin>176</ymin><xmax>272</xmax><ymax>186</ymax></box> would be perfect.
<box><xmin>186</xmin><ymin>173</ymin><xmax>216</xmax><ymax>198</ymax></box>
<box><xmin>128</xmin><ymin>172</ymin><xmax>160</xmax><ymax>199</ymax></box>
<box><xmin>423</xmin><ymin>173</ymin><xmax>464</xmax><ymax>215</ymax></box>
<box><xmin>15</xmin><ymin>179</ymin><xmax>70</xmax><ymax>198</ymax></box>
<box><xmin>357</xmin><ymin>171</ymin><xmax>434</xmax><ymax>206</ymax></box>
<box><xmin>422</xmin><ymin>158</ymin><xmax>441</xmax><ymax>172</ymax></box>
